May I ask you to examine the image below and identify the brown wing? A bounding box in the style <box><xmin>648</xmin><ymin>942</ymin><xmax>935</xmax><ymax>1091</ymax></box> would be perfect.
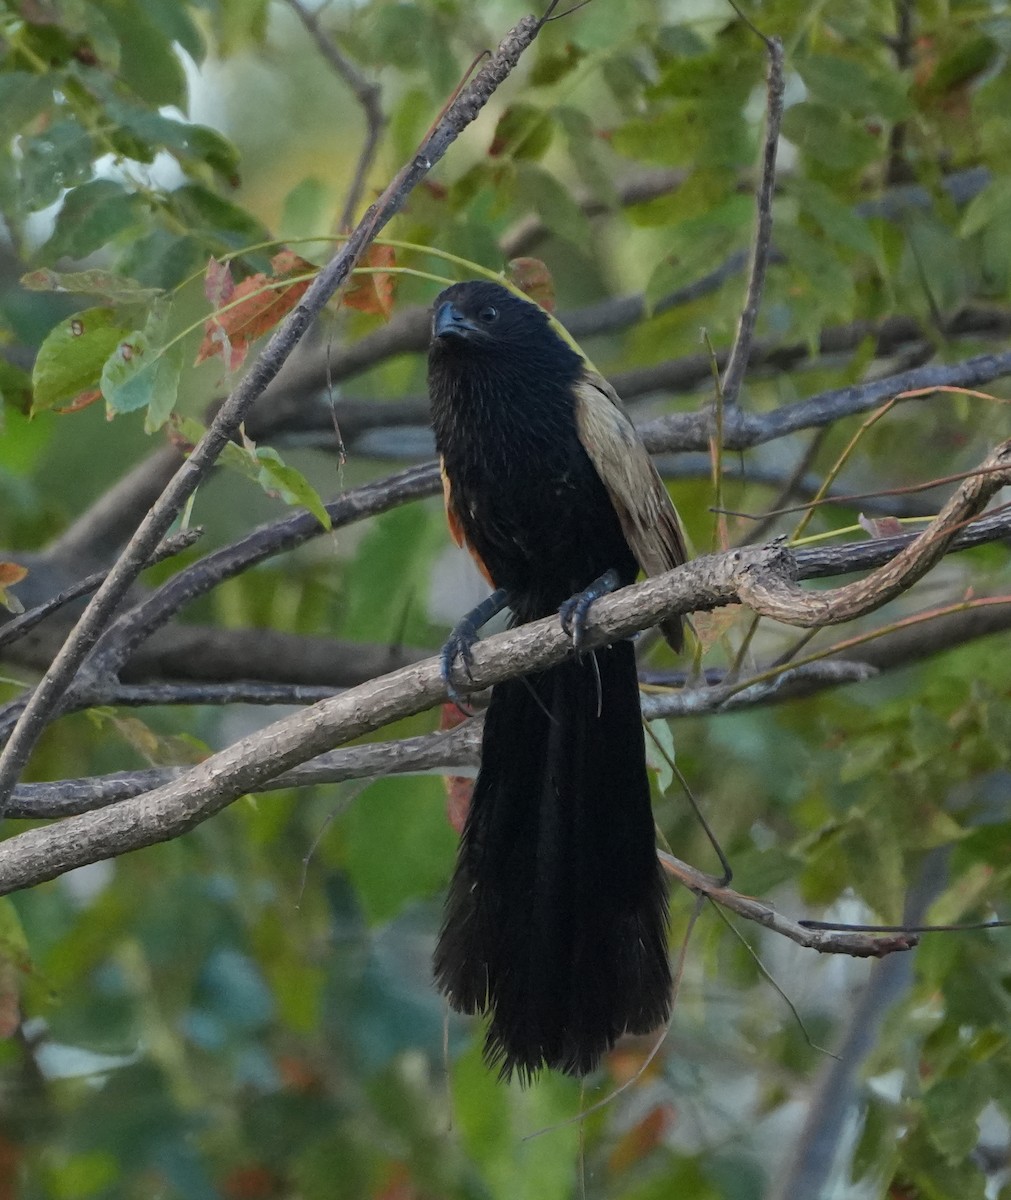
<box><xmin>441</xmin><ymin>458</ymin><xmax>495</xmax><ymax>586</ymax></box>
<box><xmin>573</xmin><ymin>372</ymin><xmax>687</xmax><ymax>649</ymax></box>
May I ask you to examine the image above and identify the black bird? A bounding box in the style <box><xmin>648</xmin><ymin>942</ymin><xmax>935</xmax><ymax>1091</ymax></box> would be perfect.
<box><xmin>428</xmin><ymin>280</ymin><xmax>687</xmax><ymax>1081</ymax></box>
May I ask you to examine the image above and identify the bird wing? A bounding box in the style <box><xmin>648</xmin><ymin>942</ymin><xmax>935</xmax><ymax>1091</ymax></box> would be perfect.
<box><xmin>573</xmin><ymin>372</ymin><xmax>687</xmax><ymax>648</ymax></box>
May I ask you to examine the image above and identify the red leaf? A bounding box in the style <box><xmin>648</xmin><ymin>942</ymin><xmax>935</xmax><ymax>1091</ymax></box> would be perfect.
<box><xmin>608</xmin><ymin>1103</ymin><xmax>676</xmax><ymax>1172</ymax></box>
<box><xmin>506</xmin><ymin>257</ymin><xmax>556</xmax><ymax>312</ymax></box>
<box><xmin>0</xmin><ymin>563</ymin><xmax>27</xmax><ymax>589</ymax></box>
<box><xmin>344</xmin><ymin>243</ymin><xmax>396</xmax><ymax>318</ymax></box>
<box><xmin>196</xmin><ymin>252</ymin><xmax>316</xmax><ymax>370</ymax></box>
<box><xmin>439</xmin><ymin>702</ymin><xmax>474</xmax><ymax>833</ymax></box>
<box><xmin>220</xmin><ymin>1165</ymin><xmax>282</xmax><ymax>1200</ymax></box>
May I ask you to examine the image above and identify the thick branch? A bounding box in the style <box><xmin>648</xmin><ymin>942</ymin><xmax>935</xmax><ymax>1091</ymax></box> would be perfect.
<box><xmin>0</xmin><ymin>450</ymin><xmax>1007</xmax><ymax>895</ymax></box>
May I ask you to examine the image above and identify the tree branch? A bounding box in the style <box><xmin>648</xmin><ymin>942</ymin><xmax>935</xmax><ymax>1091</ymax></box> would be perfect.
<box><xmin>737</xmin><ymin>441</ymin><xmax>1011</xmax><ymax>625</ymax></box>
<box><xmin>0</xmin><ymin>6</ymin><xmax>553</xmax><ymax>808</ymax></box>
<box><xmin>0</xmin><ymin>529</ymin><xmax>202</xmax><ymax>652</ymax></box>
<box><xmin>659</xmin><ymin>852</ymin><xmax>917</xmax><ymax>958</ymax></box>
<box><xmin>720</xmin><ymin>32</ymin><xmax>784</xmax><ymax>408</ymax></box>
<box><xmin>286</xmin><ymin>0</ymin><xmax>386</xmax><ymax>229</ymax></box>
<box><xmin>6</xmin><ymin>722</ymin><xmax>482</xmax><ymax>819</ymax></box>
<box><xmin>0</xmin><ymin>443</ymin><xmax>1007</xmax><ymax>894</ymax></box>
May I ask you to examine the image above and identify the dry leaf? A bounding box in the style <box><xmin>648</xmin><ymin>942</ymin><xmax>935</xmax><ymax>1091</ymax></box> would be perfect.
<box><xmin>507</xmin><ymin>256</ymin><xmax>556</xmax><ymax>312</ymax></box>
<box><xmin>196</xmin><ymin>252</ymin><xmax>316</xmax><ymax>371</ymax></box>
<box><xmin>344</xmin><ymin>243</ymin><xmax>396</xmax><ymax>318</ymax></box>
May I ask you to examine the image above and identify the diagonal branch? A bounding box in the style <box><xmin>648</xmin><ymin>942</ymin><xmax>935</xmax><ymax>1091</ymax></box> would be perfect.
<box><xmin>0</xmin><ymin>6</ymin><xmax>554</xmax><ymax>810</ymax></box>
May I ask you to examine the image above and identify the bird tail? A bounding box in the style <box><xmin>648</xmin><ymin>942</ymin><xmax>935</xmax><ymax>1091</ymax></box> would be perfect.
<box><xmin>434</xmin><ymin>641</ymin><xmax>671</xmax><ymax>1081</ymax></box>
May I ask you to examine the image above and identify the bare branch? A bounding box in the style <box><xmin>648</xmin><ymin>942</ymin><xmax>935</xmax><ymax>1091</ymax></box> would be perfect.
<box><xmin>255</xmin><ymin>305</ymin><xmax>1011</xmax><ymax>453</ymax></box>
<box><xmin>286</xmin><ymin>0</ymin><xmax>386</xmax><ymax>229</ymax></box>
<box><xmin>87</xmin><ymin>463</ymin><xmax>436</xmax><ymax>680</ymax></box>
<box><xmin>640</xmin><ymin>346</ymin><xmax>1011</xmax><ymax>453</ymax></box>
<box><xmin>7</xmin><ymin>722</ymin><xmax>482</xmax><ymax>819</ymax></box>
<box><xmin>640</xmin><ymin>660</ymin><xmax>878</xmax><ymax>718</ymax></box>
<box><xmin>738</xmin><ymin>441</ymin><xmax>1011</xmax><ymax>625</ymax></box>
<box><xmin>720</xmin><ymin>32</ymin><xmax>785</xmax><ymax>407</ymax></box>
<box><xmin>659</xmin><ymin>852</ymin><xmax>917</xmax><ymax>959</ymax></box>
<box><xmin>0</xmin><ymin>530</ymin><xmax>202</xmax><ymax>652</ymax></box>
<box><xmin>0</xmin><ymin>7</ymin><xmax>553</xmax><ymax>807</ymax></box>
<box><xmin>0</xmin><ymin>451</ymin><xmax>1008</xmax><ymax>894</ymax></box>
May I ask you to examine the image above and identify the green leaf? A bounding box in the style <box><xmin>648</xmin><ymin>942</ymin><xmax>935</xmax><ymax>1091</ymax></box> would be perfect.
<box><xmin>19</xmin><ymin>121</ymin><xmax>96</xmax><ymax>211</ymax></box>
<box><xmin>488</xmin><ymin>103</ymin><xmax>553</xmax><ymax>161</ymax></box>
<box><xmin>0</xmin><ymin>359</ymin><xmax>33</xmax><ymax>415</ymax></box>
<box><xmin>529</xmin><ymin>41</ymin><xmax>585</xmax><ymax>87</ymax></box>
<box><xmin>613</xmin><ymin>95</ymin><xmax>752</xmax><ymax>170</ymax></box>
<box><xmin>341</xmin><ymin>776</ymin><xmax>457</xmax><ymax>925</ymax></box>
<box><xmin>342</xmin><ymin>505</ymin><xmax>444</xmax><ymax>645</ymax></box>
<box><xmin>169</xmin><ymin>184</ymin><xmax>272</xmax><ymax>256</ymax></box>
<box><xmin>959</xmin><ymin>176</ymin><xmax>1011</xmax><ymax>239</ymax></box>
<box><xmin>0</xmin><ymin>73</ymin><xmax>53</xmax><ymax>143</ymax></box>
<box><xmin>644</xmin><ymin>195</ymin><xmax>753</xmax><ymax>311</ymax></box>
<box><xmin>514</xmin><ymin>163</ymin><xmax>591</xmax><ymax>247</ymax></box>
<box><xmin>100</xmin><ymin>310</ymin><xmax>183</xmax><ymax>432</ymax></box>
<box><xmin>21</xmin><ymin>269</ymin><xmax>164</xmax><ymax>305</ymax></box>
<box><xmin>781</xmin><ymin>102</ymin><xmax>879</xmax><ymax>171</ymax></box>
<box><xmin>452</xmin><ymin>1038</ymin><xmax>580</xmax><ymax>1200</ymax></box>
<box><xmin>32</xmin><ymin>307</ymin><xmax>133</xmax><ymax>413</ymax></box>
<box><xmin>140</xmin><ymin>0</ymin><xmax>206</xmax><ymax>63</ymax></box>
<box><xmin>922</xmin><ymin>1075</ymin><xmax>987</xmax><ymax>1162</ymax></box>
<box><xmin>116</xmin><ymin>230</ymin><xmax>207</xmax><ymax>289</ymax></box>
<box><xmin>253</xmin><ymin>448</ymin><xmax>332</xmax><ymax>530</ymax></box>
<box><xmin>555</xmin><ymin>106</ymin><xmax>617</xmax><ymax>207</ymax></box>
<box><xmin>791</xmin><ymin>178</ymin><xmax>878</xmax><ymax>257</ymax></box>
<box><xmin>798</xmin><ymin>54</ymin><xmax>911</xmax><ymax>121</ymax></box>
<box><xmin>44</xmin><ymin>180</ymin><xmax>143</xmax><ymax>261</ymax></box>
<box><xmin>97</xmin><ymin>0</ymin><xmax>187</xmax><ymax>107</ymax></box>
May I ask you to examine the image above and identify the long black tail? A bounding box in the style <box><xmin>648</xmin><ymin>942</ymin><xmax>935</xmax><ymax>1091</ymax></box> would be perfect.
<box><xmin>434</xmin><ymin>640</ymin><xmax>671</xmax><ymax>1081</ymax></box>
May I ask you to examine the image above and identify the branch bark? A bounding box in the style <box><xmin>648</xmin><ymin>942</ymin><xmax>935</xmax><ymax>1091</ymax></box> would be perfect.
<box><xmin>0</xmin><ymin>435</ymin><xmax>1006</xmax><ymax>894</ymax></box>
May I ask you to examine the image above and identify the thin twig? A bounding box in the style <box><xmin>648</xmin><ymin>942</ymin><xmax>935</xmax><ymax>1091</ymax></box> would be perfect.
<box><xmin>659</xmin><ymin>851</ymin><xmax>917</xmax><ymax>958</ymax></box>
<box><xmin>285</xmin><ymin>0</ymin><xmax>386</xmax><ymax>229</ymax></box>
<box><xmin>719</xmin><ymin>25</ymin><xmax>785</xmax><ymax>408</ymax></box>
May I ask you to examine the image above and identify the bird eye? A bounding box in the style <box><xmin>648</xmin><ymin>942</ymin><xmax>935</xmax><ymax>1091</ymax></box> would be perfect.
<box><xmin>478</xmin><ymin>306</ymin><xmax>498</xmax><ymax>323</ymax></box>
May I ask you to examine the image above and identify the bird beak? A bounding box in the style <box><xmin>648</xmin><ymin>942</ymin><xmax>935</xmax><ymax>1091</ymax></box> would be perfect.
<box><xmin>433</xmin><ymin>301</ymin><xmax>480</xmax><ymax>341</ymax></box>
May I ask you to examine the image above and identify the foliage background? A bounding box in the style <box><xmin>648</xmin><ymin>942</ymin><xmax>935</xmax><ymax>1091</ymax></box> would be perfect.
<box><xmin>1</xmin><ymin>0</ymin><xmax>1010</xmax><ymax>1197</ymax></box>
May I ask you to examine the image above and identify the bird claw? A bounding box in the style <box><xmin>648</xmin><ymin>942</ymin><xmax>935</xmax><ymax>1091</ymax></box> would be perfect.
<box><xmin>441</xmin><ymin>623</ymin><xmax>479</xmax><ymax>712</ymax></box>
<box><xmin>559</xmin><ymin>568</ymin><xmax>621</xmax><ymax>656</ymax></box>
<box><xmin>559</xmin><ymin>593</ymin><xmax>594</xmax><ymax>655</ymax></box>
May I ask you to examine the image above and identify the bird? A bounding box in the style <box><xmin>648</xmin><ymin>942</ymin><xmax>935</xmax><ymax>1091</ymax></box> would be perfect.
<box><xmin>427</xmin><ymin>279</ymin><xmax>687</xmax><ymax>1081</ymax></box>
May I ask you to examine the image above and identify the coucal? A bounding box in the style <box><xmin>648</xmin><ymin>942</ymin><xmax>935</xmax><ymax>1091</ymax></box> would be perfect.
<box><xmin>428</xmin><ymin>280</ymin><xmax>687</xmax><ymax>1081</ymax></box>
